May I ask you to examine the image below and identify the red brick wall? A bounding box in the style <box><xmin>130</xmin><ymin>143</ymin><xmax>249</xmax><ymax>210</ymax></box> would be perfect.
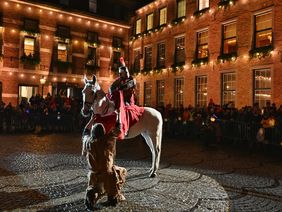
<box><xmin>130</xmin><ymin>0</ymin><xmax>282</xmax><ymax>108</ymax></box>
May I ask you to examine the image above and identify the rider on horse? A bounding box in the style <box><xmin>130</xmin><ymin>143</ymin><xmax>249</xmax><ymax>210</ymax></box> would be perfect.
<box><xmin>108</xmin><ymin>57</ymin><xmax>144</xmax><ymax>140</ymax></box>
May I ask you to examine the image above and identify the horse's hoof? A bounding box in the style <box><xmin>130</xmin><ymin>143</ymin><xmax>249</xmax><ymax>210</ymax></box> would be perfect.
<box><xmin>149</xmin><ymin>172</ymin><xmax>157</xmax><ymax>178</ymax></box>
<box><xmin>85</xmin><ymin>189</ymin><xmax>99</xmax><ymax>211</ymax></box>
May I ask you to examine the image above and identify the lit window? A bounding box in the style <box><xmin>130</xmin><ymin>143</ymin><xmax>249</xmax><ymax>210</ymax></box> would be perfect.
<box><xmin>177</xmin><ymin>0</ymin><xmax>186</xmax><ymax>18</ymax></box>
<box><xmin>159</xmin><ymin>7</ymin><xmax>167</xmax><ymax>26</ymax></box>
<box><xmin>198</xmin><ymin>0</ymin><xmax>209</xmax><ymax>11</ymax></box>
<box><xmin>146</xmin><ymin>13</ymin><xmax>154</xmax><ymax>31</ymax></box>
<box><xmin>254</xmin><ymin>68</ymin><xmax>271</xmax><ymax>108</ymax></box>
<box><xmin>255</xmin><ymin>12</ymin><xmax>272</xmax><ymax>48</ymax></box>
<box><xmin>144</xmin><ymin>46</ymin><xmax>152</xmax><ymax>70</ymax></box>
<box><xmin>196</xmin><ymin>75</ymin><xmax>207</xmax><ymax>107</ymax></box>
<box><xmin>157</xmin><ymin>80</ymin><xmax>165</xmax><ymax>107</ymax></box>
<box><xmin>144</xmin><ymin>81</ymin><xmax>152</xmax><ymax>106</ymax></box>
<box><xmin>197</xmin><ymin>30</ymin><xmax>208</xmax><ymax>59</ymax></box>
<box><xmin>157</xmin><ymin>42</ymin><xmax>166</xmax><ymax>68</ymax></box>
<box><xmin>24</xmin><ymin>37</ymin><xmax>35</xmax><ymax>56</ymax></box>
<box><xmin>58</xmin><ymin>43</ymin><xmax>67</xmax><ymax>62</ymax></box>
<box><xmin>175</xmin><ymin>78</ymin><xmax>184</xmax><ymax>108</ymax></box>
<box><xmin>89</xmin><ymin>0</ymin><xmax>97</xmax><ymax>13</ymax></box>
<box><xmin>86</xmin><ymin>47</ymin><xmax>96</xmax><ymax>67</ymax></box>
<box><xmin>222</xmin><ymin>72</ymin><xmax>236</xmax><ymax>106</ymax></box>
<box><xmin>136</xmin><ymin>19</ymin><xmax>141</xmax><ymax>35</ymax></box>
<box><xmin>222</xmin><ymin>22</ymin><xmax>237</xmax><ymax>54</ymax></box>
<box><xmin>175</xmin><ymin>36</ymin><xmax>185</xmax><ymax>64</ymax></box>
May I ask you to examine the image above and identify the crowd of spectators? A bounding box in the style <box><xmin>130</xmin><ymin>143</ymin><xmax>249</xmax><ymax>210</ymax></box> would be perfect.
<box><xmin>0</xmin><ymin>93</ymin><xmax>86</xmax><ymax>133</ymax></box>
<box><xmin>157</xmin><ymin>99</ymin><xmax>282</xmax><ymax>146</ymax></box>
<box><xmin>1</xmin><ymin>95</ymin><xmax>282</xmax><ymax>146</ymax></box>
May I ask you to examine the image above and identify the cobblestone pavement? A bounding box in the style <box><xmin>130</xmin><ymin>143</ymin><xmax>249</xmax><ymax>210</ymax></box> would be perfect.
<box><xmin>0</xmin><ymin>133</ymin><xmax>281</xmax><ymax>211</ymax></box>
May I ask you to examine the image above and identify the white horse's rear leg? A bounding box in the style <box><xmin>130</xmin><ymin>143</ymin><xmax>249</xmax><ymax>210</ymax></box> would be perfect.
<box><xmin>141</xmin><ymin>131</ymin><xmax>161</xmax><ymax>177</ymax></box>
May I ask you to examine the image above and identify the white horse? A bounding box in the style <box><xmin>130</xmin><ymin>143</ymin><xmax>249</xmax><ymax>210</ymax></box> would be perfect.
<box><xmin>81</xmin><ymin>75</ymin><xmax>163</xmax><ymax>177</ymax></box>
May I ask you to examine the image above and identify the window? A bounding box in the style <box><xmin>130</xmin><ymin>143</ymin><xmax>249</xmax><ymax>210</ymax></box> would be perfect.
<box><xmin>23</xmin><ymin>18</ymin><xmax>39</xmax><ymax>33</ymax></box>
<box><xmin>133</xmin><ymin>49</ymin><xmax>141</xmax><ymax>72</ymax></box>
<box><xmin>255</xmin><ymin>12</ymin><xmax>272</xmax><ymax>48</ymax></box>
<box><xmin>177</xmin><ymin>0</ymin><xmax>186</xmax><ymax>18</ymax></box>
<box><xmin>175</xmin><ymin>36</ymin><xmax>185</xmax><ymax>64</ymax></box>
<box><xmin>157</xmin><ymin>42</ymin><xmax>166</xmax><ymax>68</ymax></box>
<box><xmin>135</xmin><ymin>82</ymin><xmax>140</xmax><ymax>105</ymax></box>
<box><xmin>23</xmin><ymin>37</ymin><xmax>35</xmax><ymax>56</ymax></box>
<box><xmin>112</xmin><ymin>37</ymin><xmax>122</xmax><ymax>48</ymax></box>
<box><xmin>156</xmin><ymin>80</ymin><xmax>165</xmax><ymax>107</ymax></box>
<box><xmin>19</xmin><ymin>85</ymin><xmax>39</xmax><ymax>104</ymax></box>
<box><xmin>222</xmin><ymin>72</ymin><xmax>236</xmax><ymax>106</ymax></box>
<box><xmin>199</xmin><ymin>0</ymin><xmax>209</xmax><ymax>11</ymax></box>
<box><xmin>146</xmin><ymin>13</ymin><xmax>154</xmax><ymax>31</ymax></box>
<box><xmin>144</xmin><ymin>46</ymin><xmax>152</xmax><ymax>71</ymax></box>
<box><xmin>89</xmin><ymin>0</ymin><xmax>97</xmax><ymax>13</ymax></box>
<box><xmin>56</xmin><ymin>25</ymin><xmax>70</xmax><ymax>39</ymax></box>
<box><xmin>254</xmin><ymin>68</ymin><xmax>271</xmax><ymax>108</ymax></box>
<box><xmin>135</xmin><ymin>19</ymin><xmax>141</xmax><ymax>35</ymax></box>
<box><xmin>58</xmin><ymin>43</ymin><xmax>68</xmax><ymax>62</ymax></box>
<box><xmin>175</xmin><ymin>78</ymin><xmax>184</xmax><ymax>108</ymax></box>
<box><xmin>222</xmin><ymin>22</ymin><xmax>237</xmax><ymax>54</ymax></box>
<box><xmin>86</xmin><ymin>47</ymin><xmax>97</xmax><ymax>67</ymax></box>
<box><xmin>87</xmin><ymin>31</ymin><xmax>98</xmax><ymax>44</ymax></box>
<box><xmin>112</xmin><ymin>51</ymin><xmax>121</xmax><ymax>70</ymax></box>
<box><xmin>60</xmin><ymin>0</ymin><xmax>69</xmax><ymax>5</ymax></box>
<box><xmin>196</xmin><ymin>30</ymin><xmax>208</xmax><ymax>59</ymax></box>
<box><xmin>144</xmin><ymin>81</ymin><xmax>152</xmax><ymax>106</ymax></box>
<box><xmin>159</xmin><ymin>7</ymin><xmax>167</xmax><ymax>26</ymax></box>
<box><xmin>196</xmin><ymin>75</ymin><xmax>207</xmax><ymax>107</ymax></box>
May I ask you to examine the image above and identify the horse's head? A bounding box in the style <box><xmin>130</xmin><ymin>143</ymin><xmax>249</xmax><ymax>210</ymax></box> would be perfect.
<box><xmin>81</xmin><ymin>75</ymin><xmax>101</xmax><ymax>117</ymax></box>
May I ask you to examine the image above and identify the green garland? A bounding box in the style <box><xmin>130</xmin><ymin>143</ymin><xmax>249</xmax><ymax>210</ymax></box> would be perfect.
<box><xmin>171</xmin><ymin>62</ymin><xmax>185</xmax><ymax>73</ymax></box>
<box><xmin>57</xmin><ymin>60</ymin><xmax>71</xmax><ymax>68</ymax></box>
<box><xmin>171</xmin><ymin>16</ymin><xmax>186</xmax><ymax>25</ymax></box>
<box><xmin>249</xmin><ymin>45</ymin><xmax>273</xmax><ymax>59</ymax></box>
<box><xmin>154</xmin><ymin>66</ymin><xmax>166</xmax><ymax>74</ymax></box>
<box><xmin>154</xmin><ymin>24</ymin><xmax>167</xmax><ymax>32</ymax></box>
<box><xmin>193</xmin><ymin>8</ymin><xmax>210</xmax><ymax>18</ymax></box>
<box><xmin>191</xmin><ymin>57</ymin><xmax>209</xmax><ymax>67</ymax></box>
<box><xmin>87</xmin><ymin>40</ymin><xmax>101</xmax><ymax>47</ymax></box>
<box><xmin>21</xmin><ymin>28</ymin><xmax>40</xmax><ymax>37</ymax></box>
<box><xmin>218</xmin><ymin>0</ymin><xmax>237</xmax><ymax>9</ymax></box>
<box><xmin>217</xmin><ymin>52</ymin><xmax>237</xmax><ymax>63</ymax></box>
<box><xmin>20</xmin><ymin>54</ymin><xmax>40</xmax><ymax>65</ymax></box>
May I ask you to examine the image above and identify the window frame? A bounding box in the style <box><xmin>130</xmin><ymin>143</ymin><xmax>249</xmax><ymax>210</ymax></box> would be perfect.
<box><xmin>198</xmin><ymin>0</ymin><xmax>209</xmax><ymax>11</ymax></box>
<box><xmin>144</xmin><ymin>46</ymin><xmax>153</xmax><ymax>71</ymax></box>
<box><xmin>174</xmin><ymin>36</ymin><xmax>185</xmax><ymax>64</ymax></box>
<box><xmin>159</xmin><ymin>7</ymin><xmax>167</xmax><ymax>26</ymax></box>
<box><xmin>254</xmin><ymin>11</ymin><xmax>273</xmax><ymax>49</ymax></box>
<box><xmin>144</xmin><ymin>81</ymin><xmax>152</xmax><ymax>106</ymax></box>
<box><xmin>156</xmin><ymin>80</ymin><xmax>165</xmax><ymax>107</ymax></box>
<box><xmin>177</xmin><ymin>0</ymin><xmax>186</xmax><ymax>19</ymax></box>
<box><xmin>157</xmin><ymin>42</ymin><xmax>166</xmax><ymax>68</ymax></box>
<box><xmin>221</xmin><ymin>72</ymin><xmax>236</xmax><ymax>106</ymax></box>
<box><xmin>196</xmin><ymin>30</ymin><xmax>209</xmax><ymax>59</ymax></box>
<box><xmin>174</xmin><ymin>78</ymin><xmax>184</xmax><ymax>108</ymax></box>
<box><xmin>195</xmin><ymin>75</ymin><xmax>207</xmax><ymax>107</ymax></box>
<box><xmin>135</xmin><ymin>19</ymin><xmax>142</xmax><ymax>35</ymax></box>
<box><xmin>146</xmin><ymin>13</ymin><xmax>154</xmax><ymax>31</ymax></box>
<box><xmin>253</xmin><ymin>68</ymin><xmax>271</xmax><ymax>108</ymax></box>
<box><xmin>222</xmin><ymin>21</ymin><xmax>237</xmax><ymax>55</ymax></box>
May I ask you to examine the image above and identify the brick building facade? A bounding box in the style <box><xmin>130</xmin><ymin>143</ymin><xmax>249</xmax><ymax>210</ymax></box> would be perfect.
<box><xmin>0</xmin><ymin>0</ymin><xmax>129</xmax><ymax>105</ymax></box>
<box><xmin>129</xmin><ymin>0</ymin><xmax>282</xmax><ymax>109</ymax></box>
